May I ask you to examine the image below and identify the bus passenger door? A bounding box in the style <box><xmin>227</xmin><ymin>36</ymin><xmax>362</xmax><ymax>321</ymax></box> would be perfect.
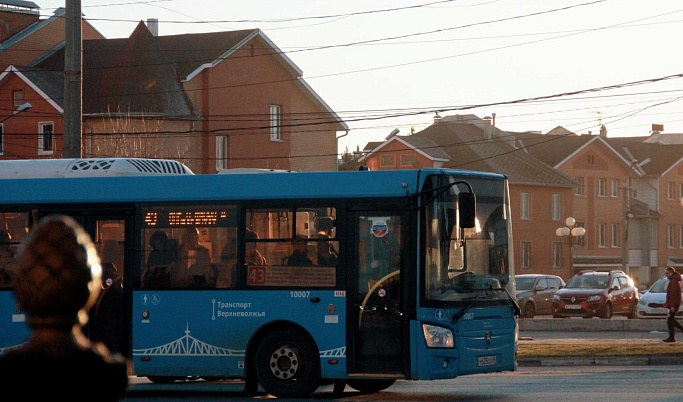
<box><xmin>37</xmin><ymin>212</ymin><xmax>130</xmax><ymax>357</ymax></box>
<box><xmin>350</xmin><ymin>212</ymin><xmax>405</xmax><ymax>375</ymax></box>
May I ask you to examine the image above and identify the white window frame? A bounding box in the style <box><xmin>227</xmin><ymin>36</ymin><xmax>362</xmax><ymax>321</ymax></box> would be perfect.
<box><xmin>216</xmin><ymin>136</ymin><xmax>228</xmax><ymax>170</ymax></box>
<box><xmin>611</xmin><ymin>223</ymin><xmax>620</xmax><ymax>248</ymax></box>
<box><xmin>679</xmin><ymin>226</ymin><xmax>683</xmax><ymax>249</ymax></box>
<box><xmin>520</xmin><ymin>192</ymin><xmax>530</xmax><ymax>220</ymax></box>
<box><xmin>520</xmin><ymin>241</ymin><xmax>531</xmax><ymax>269</ymax></box>
<box><xmin>552</xmin><ymin>241</ymin><xmax>562</xmax><ymax>268</ymax></box>
<box><xmin>598</xmin><ymin>178</ymin><xmax>606</xmax><ymax>197</ymax></box>
<box><xmin>552</xmin><ymin>194</ymin><xmax>561</xmax><ymax>221</ymax></box>
<box><xmin>380</xmin><ymin>155</ymin><xmax>395</xmax><ymax>167</ymax></box>
<box><xmin>574</xmin><ymin>177</ymin><xmax>584</xmax><ymax>196</ymax></box>
<box><xmin>598</xmin><ymin>223</ymin><xmax>606</xmax><ymax>248</ymax></box>
<box><xmin>38</xmin><ymin>122</ymin><xmax>54</xmax><ymax>155</ymax></box>
<box><xmin>12</xmin><ymin>89</ymin><xmax>23</xmax><ymax>107</ymax></box>
<box><xmin>269</xmin><ymin>104</ymin><xmax>282</xmax><ymax>142</ymax></box>
<box><xmin>400</xmin><ymin>154</ymin><xmax>415</xmax><ymax>167</ymax></box>
<box><xmin>667</xmin><ymin>182</ymin><xmax>675</xmax><ymax>200</ymax></box>
<box><xmin>610</xmin><ymin>179</ymin><xmax>619</xmax><ymax>197</ymax></box>
<box><xmin>575</xmin><ymin>222</ymin><xmax>586</xmax><ymax>247</ymax></box>
<box><xmin>679</xmin><ymin>183</ymin><xmax>683</xmax><ymax>201</ymax></box>
<box><xmin>668</xmin><ymin>225</ymin><xmax>675</xmax><ymax>249</ymax></box>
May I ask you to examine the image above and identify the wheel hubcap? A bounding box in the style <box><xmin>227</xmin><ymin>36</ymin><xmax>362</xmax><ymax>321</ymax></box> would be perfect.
<box><xmin>269</xmin><ymin>345</ymin><xmax>299</xmax><ymax>380</ymax></box>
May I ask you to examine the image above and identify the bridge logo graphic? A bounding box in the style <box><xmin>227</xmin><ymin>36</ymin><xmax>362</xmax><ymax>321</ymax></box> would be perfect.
<box><xmin>132</xmin><ymin>324</ymin><xmax>346</xmax><ymax>358</ymax></box>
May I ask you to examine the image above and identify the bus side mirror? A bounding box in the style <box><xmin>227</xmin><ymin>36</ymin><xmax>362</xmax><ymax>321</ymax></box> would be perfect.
<box><xmin>459</xmin><ymin>192</ymin><xmax>476</xmax><ymax>229</ymax></box>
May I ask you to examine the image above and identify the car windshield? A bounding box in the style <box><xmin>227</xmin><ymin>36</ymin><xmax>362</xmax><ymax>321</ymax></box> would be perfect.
<box><xmin>565</xmin><ymin>275</ymin><xmax>609</xmax><ymax>289</ymax></box>
<box><xmin>516</xmin><ymin>277</ymin><xmax>537</xmax><ymax>291</ymax></box>
<box><xmin>648</xmin><ymin>277</ymin><xmax>669</xmax><ymax>293</ymax></box>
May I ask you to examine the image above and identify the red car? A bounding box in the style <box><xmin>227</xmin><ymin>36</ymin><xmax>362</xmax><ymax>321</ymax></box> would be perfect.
<box><xmin>551</xmin><ymin>270</ymin><xmax>638</xmax><ymax>319</ymax></box>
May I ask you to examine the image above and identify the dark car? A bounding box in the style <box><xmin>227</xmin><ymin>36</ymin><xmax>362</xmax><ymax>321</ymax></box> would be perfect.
<box><xmin>551</xmin><ymin>270</ymin><xmax>639</xmax><ymax>319</ymax></box>
<box><xmin>515</xmin><ymin>274</ymin><xmax>566</xmax><ymax>318</ymax></box>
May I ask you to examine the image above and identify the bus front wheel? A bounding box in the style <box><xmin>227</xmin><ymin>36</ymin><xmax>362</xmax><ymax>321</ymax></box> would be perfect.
<box><xmin>254</xmin><ymin>327</ymin><xmax>320</xmax><ymax>398</ymax></box>
<box><xmin>347</xmin><ymin>379</ymin><xmax>396</xmax><ymax>393</ymax></box>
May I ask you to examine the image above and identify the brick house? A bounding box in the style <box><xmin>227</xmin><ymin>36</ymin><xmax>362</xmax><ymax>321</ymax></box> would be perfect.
<box><xmin>514</xmin><ymin>129</ymin><xmax>683</xmax><ymax>289</ymax></box>
<box><xmin>1</xmin><ymin>6</ymin><xmax>346</xmax><ymax>173</ymax></box>
<box><xmin>361</xmin><ymin>114</ymin><xmax>578</xmax><ymax>280</ymax></box>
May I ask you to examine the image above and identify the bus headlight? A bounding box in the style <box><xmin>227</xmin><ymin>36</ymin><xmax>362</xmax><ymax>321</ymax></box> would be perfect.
<box><xmin>422</xmin><ymin>324</ymin><xmax>454</xmax><ymax>348</ymax></box>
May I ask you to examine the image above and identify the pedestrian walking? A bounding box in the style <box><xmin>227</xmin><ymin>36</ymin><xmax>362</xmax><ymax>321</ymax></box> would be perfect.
<box><xmin>663</xmin><ymin>266</ymin><xmax>683</xmax><ymax>343</ymax></box>
<box><xmin>0</xmin><ymin>215</ymin><xmax>128</xmax><ymax>399</ymax></box>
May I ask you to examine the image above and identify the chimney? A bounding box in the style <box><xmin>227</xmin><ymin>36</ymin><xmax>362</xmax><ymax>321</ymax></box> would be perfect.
<box><xmin>651</xmin><ymin>123</ymin><xmax>664</xmax><ymax>134</ymax></box>
<box><xmin>147</xmin><ymin>18</ymin><xmax>159</xmax><ymax>36</ymax></box>
<box><xmin>483</xmin><ymin>116</ymin><xmax>493</xmax><ymax>139</ymax></box>
<box><xmin>599</xmin><ymin>124</ymin><xmax>607</xmax><ymax>138</ymax></box>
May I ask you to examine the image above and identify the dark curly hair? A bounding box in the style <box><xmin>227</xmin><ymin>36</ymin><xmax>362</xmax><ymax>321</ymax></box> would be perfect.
<box><xmin>13</xmin><ymin>215</ymin><xmax>102</xmax><ymax>329</ymax></box>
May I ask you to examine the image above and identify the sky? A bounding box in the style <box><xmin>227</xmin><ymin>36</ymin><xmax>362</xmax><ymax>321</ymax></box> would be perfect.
<box><xmin>38</xmin><ymin>0</ymin><xmax>683</xmax><ymax>155</ymax></box>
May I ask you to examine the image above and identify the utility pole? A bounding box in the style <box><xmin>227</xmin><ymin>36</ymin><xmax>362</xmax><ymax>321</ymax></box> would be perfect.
<box><xmin>621</xmin><ymin>172</ymin><xmax>631</xmax><ymax>275</ymax></box>
<box><xmin>63</xmin><ymin>0</ymin><xmax>82</xmax><ymax>158</ymax></box>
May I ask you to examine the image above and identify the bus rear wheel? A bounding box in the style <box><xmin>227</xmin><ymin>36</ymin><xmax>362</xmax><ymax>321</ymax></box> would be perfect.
<box><xmin>254</xmin><ymin>328</ymin><xmax>320</xmax><ymax>398</ymax></box>
<box><xmin>347</xmin><ymin>379</ymin><xmax>396</xmax><ymax>393</ymax></box>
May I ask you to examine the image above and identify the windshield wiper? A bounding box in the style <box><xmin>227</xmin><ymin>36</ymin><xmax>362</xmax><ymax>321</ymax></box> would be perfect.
<box><xmin>489</xmin><ymin>287</ymin><xmax>521</xmax><ymax>317</ymax></box>
<box><xmin>451</xmin><ymin>294</ymin><xmax>483</xmax><ymax>324</ymax></box>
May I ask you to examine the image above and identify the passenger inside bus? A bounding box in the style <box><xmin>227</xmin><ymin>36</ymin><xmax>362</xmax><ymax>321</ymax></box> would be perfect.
<box><xmin>245</xmin><ymin>229</ymin><xmax>266</xmax><ymax>266</ymax></box>
<box><xmin>143</xmin><ymin>230</ymin><xmax>175</xmax><ymax>288</ymax></box>
<box><xmin>218</xmin><ymin>236</ymin><xmax>237</xmax><ymax>288</ymax></box>
<box><xmin>176</xmin><ymin>227</ymin><xmax>214</xmax><ymax>288</ymax></box>
<box><xmin>0</xmin><ymin>230</ymin><xmax>15</xmax><ymax>288</ymax></box>
<box><xmin>286</xmin><ymin>238</ymin><xmax>313</xmax><ymax>266</ymax></box>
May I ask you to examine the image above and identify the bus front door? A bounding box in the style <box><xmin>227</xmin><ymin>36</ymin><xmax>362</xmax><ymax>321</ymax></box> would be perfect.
<box><xmin>351</xmin><ymin>212</ymin><xmax>405</xmax><ymax>375</ymax></box>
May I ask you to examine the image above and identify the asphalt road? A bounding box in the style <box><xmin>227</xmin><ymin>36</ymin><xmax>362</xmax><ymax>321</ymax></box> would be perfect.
<box><xmin>122</xmin><ymin>366</ymin><xmax>683</xmax><ymax>401</ymax></box>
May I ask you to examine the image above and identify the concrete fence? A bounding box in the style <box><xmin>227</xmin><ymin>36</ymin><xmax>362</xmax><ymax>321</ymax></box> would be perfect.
<box><xmin>518</xmin><ymin>318</ymin><xmax>669</xmax><ymax>332</ymax></box>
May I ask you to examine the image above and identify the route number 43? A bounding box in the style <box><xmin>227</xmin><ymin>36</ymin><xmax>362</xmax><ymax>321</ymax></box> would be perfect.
<box><xmin>248</xmin><ymin>266</ymin><xmax>266</xmax><ymax>285</ymax></box>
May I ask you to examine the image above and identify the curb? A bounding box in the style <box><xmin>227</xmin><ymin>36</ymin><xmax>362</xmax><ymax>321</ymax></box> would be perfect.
<box><xmin>518</xmin><ymin>318</ymin><xmax>668</xmax><ymax>332</ymax></box>
<box><xmin>517</xmin><ymin>355</ymin><xmax>682</xmax><ymax>367</ymax></box>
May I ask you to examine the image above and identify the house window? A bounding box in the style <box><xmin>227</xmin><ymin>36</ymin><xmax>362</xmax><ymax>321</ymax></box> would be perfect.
<box><xmin>680</xmin><ymin>226</ymin><xmax>683</xmax><ymax>249</ymax></box>
<box><xmin>597</xmin><ymin>178</ymin><xmax>606</xmax><ymax>197</ymax></box>
<box><xmin>552</xmin><ymin>241</ymin><xmax>562</xmax><ymax>268</ymax></box>
<box><xmin>575</xmin><ymin>222</ymin><xmax>586</xmax><ymax>247</ymax></box>
<box><xmin>520</xmin><ymin>241</ymin><xmax>531</xmax><ymax>269</ymax></box>
<box><xmin>679</xmin><ymin>183</ymin><xmax>683</xmax><ymax>201</ymax></box>
<box><xmin>587</xmin><ymin>154</ymin><xmax>595</xmax><ymax>166</ymax></box>
<box><xmin>598</xmin><ymin>223</ymin><xmax>606</xmax><ymax>248</ymax></box>
<box><xmin>668</xmin><ymin>225</ymin><xmax>675</xmax><ymax>249</ymax></box>
<box><xmin>269</xmin><ymin>104</ymin><xmax>281</xmax><ymax>141</ymax></box>
<box><xmin>380</xmin><ymin>155</ymin><xmax>395</xmax><ymax>167</ymax></box>
<box><xmin>574</xmin><ymin>177</ymin><xmax>584</xmax><ymax>196</ymax></box>
<box><xmin>610</xmin><ymin>179</ymin><xmax>619</xmax><ymax>197</ymax></box>
<box><xmin>552</xmin><ymin>194</ymin><xmax>561</xmax><ymax>221</ymax></box>
<box><xmin>400</xmin><ymin>154</ymin><xmax>415</xmax><ymax>167</ymax></box>
<box><xmin>38</xmin><ymin>122</ymin><xmax>54</xmax><ymax>155</ymax></box>
<box><xmin>216</xmin><ymin>136</ymin><xmax>228</xmax><ymax>170</ymax></box>
<box><xmin>611</xmin><ymin>223</ymin><xmax>620</xmax><ymax>248</ymax></box>
<box><xmin>0</xmin><ymin>123</ymin><xmax>3</xmax><ymax>155</ymax></box>
<box><xmin>12</xmin><ymin>90</ymin><xmax>23</xmax><ymax>107</ymax></box>
<box><xmin>667</xmin><ymin>182</ymin><xmax>675</xmax><ymax>200</ymax></box>
<box><xmin>520</xmin><ymin>192</ymin><xmax>530</xmax><ymax>220</ymax></box>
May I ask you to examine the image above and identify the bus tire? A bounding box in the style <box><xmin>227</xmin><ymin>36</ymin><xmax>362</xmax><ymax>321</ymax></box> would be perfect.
<box><xmin>347</xmin><ymin>379</ymin><xmax>396</xmax><ymax>393</ymax></box>
<box><xmin>254</xmin><ymin>327</ymin><xmax>320</xmax><ymax>398</ymax></box>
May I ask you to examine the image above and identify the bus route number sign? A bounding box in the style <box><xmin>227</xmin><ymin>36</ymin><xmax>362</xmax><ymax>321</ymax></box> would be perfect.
<box><xmin>248</xmin><ymin>266</ymin><xmax>267</xmax><ymax>285</ymax></box>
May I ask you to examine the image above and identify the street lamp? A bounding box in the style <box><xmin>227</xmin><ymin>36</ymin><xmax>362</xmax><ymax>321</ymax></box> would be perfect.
<box><xmin>0</xmin><ymin>102</ymin><xmax>32</xmax><ymax>124</ymax></box>
<box><xmin>556</xmin><ymin>217</ymin><xmax>586</xmax><ymax>275</ymax></box>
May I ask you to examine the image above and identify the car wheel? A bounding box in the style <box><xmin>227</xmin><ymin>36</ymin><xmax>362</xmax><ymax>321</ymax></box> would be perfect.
<box><xmin>523</xmin><ymin>302</ymin><xmax>535</xmax><ymax>319</ymax></box>
<box><xmin>628</xmin><ymin>302</ymin><xmax>638</xmax><ymax>319</ymax></box>
<box><xmin>254</xmin><ymin>327</ymin><xmax>320</xmax><ymax>398</ymax></box>
<box><xmin>601</xmin><ymin>302</ymin><xmax>613</xmax><ymax>319</ymax></box>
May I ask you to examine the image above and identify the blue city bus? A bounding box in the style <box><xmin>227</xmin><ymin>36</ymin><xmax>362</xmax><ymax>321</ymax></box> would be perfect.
<box><xmin>0</xmin><ymin>158</ymin><xmax>518</xmax><ymax>397</ymax></box>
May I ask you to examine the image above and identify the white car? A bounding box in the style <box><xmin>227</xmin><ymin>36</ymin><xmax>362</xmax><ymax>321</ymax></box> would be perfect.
<box><xmin>637</xmin><ymin>276</ymin><xmax>683</xmax><ymax>319</ymax></box>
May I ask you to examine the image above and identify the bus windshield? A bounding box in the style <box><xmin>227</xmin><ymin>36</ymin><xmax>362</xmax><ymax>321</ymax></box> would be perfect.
<box><xmin>423</xmin><ymin>174</ymin><xmax>511</xmax><ymax>305</ymax></box>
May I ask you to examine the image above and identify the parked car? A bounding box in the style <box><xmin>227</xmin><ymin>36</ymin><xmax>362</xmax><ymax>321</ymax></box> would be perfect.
<box><xmin>637</xmin><ymin>276</ymin><xmax>683</xmax><ymax>319</ymax></box>
<box><xmin>551</xmin><ymin>270</ymin><xmax>638</xmax><ymax>319</ymax></box>
<box><xmin>515</xmin><ymin>274</ymin><xmax>566</xmax><ymax>318</ymax></box>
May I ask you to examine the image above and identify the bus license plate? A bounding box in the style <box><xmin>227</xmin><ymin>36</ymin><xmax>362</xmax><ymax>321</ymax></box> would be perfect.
<box><xmin>478</xmin><ymin>355</ymin><xmax>497</xmax><ymax>367</ymax></box>
<box><xmin>565</xmin><ymin>304</ymin><xmax>582</xmax><ymax>309</ymax></box>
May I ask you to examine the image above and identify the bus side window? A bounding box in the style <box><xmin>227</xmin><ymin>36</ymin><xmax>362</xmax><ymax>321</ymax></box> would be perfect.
<box><xmin>0</xmin><ymin>212</ymin><xmax>29</xmax><ymax>289</ymax></box>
